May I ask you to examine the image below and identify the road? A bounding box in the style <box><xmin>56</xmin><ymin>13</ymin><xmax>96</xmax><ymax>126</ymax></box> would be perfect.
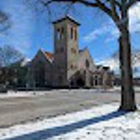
<box><xmin>0</xmin><ymin>89</ymin><xmax>140</xmax><ymax>127</ymax></box>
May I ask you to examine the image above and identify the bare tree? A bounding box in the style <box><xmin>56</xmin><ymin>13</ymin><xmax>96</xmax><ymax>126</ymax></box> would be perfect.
<box><xmin>33</xmin><ymin>0</ymin><xmax>139</xmax><ymax>111</ymax></box>
<box><xmin>112</xmin><ymin>48</ymin><xmax>140</xmax><ymax>63</ymax></box>
<box><xmin>0</xmin><ymin>45</ymin><xmax>24</xmax><ymax>67</ymax></box>
<box><xmin>112</xmin><ymin>48</ymin><xmax>140</xmax><ymax>76</ymax></box>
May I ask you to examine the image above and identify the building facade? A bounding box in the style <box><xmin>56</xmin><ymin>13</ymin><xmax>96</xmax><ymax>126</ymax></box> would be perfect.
<box><xmin>29</xmin><ymin>16</ymin><xmax>113</xmax><ymax>88</ymax></box>
<box><xmin>92</xmin><ymin>66</ymin><xmax>114</xmax><ymax>88</ymax></box>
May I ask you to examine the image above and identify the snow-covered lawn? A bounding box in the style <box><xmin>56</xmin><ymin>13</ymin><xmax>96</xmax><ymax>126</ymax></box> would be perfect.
<box><xmin>0</xmin><ymin>103</ymin><xmax>140</xmax><ymax>140</ymax></box>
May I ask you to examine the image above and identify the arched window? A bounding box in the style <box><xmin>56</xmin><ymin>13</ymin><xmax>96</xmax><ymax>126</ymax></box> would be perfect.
<box><xmin>94</xmin><ymin>75</ymin><xmax>98</xmax><ymax>86</ymax></box>
<box><xmin>57</xmin><ymin>29</ymin><xmax>61</xmax><ymax>40</ymax></box>
<box><xmin>85</xmin><ymin>59</ymin><xmax>90</xmax><ymax>68</ymax></box>
<box><xmin>95</xmin><ymin>79</ymin><xmax>98</xmax><ymax>86</ymax></box>
<box><xmin>71</xmin><ymin>27</ymin><xmax>73</xmax><ymax>39</ymax></box>
<box><xmin>61</xmin><ymin>27</ymin><xmax>64</xmax><ymax>39</ymax></box>
<box><xmin>59</xmin><ymin>76</ymin><xmax>63</xmax><ymax>84</ymax></box>
<box><xmin>75</xmin><ymin>29</ymin><xmax>77</xmax><ymax>40</ymax></box>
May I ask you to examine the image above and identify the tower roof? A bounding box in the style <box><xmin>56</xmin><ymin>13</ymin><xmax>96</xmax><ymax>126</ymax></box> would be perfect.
<box><xmin>52</xmin><ymin>16</ymin><xmax>80</xmax><ymax>26</ymax></box>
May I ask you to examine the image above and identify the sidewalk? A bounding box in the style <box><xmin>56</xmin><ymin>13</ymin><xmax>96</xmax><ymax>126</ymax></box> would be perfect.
<box><xmin>0</xmin><ymin>103</ymin><xmax>140</xmax><ymax>140</ymax></box>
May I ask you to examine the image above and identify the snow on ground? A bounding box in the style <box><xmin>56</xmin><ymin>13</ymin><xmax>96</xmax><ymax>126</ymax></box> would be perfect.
<box><xmin>0</xmin><ymin>89</ymin><xmax>109</xmax><ymax>98</ymax></box>
<box><xmin>0</xmin><ymin>87</ymin><xmax>121</xmax><ymax>98</ymax></box>
<box><xmin>0</xmin><ymin>86</ymin><xmax>139</xmax><ymax>98</ymax></box>
<box><xmin>0</xmin><ymin>103</ymin><xmax>140</xmax><ymax>140</ymax></box>
<box><xmin>0</xmin><ymin>91</ymin><xmax>34</xmax><ymax>98</ymax></box>
<box><xmin>0</xmin><ymin>90</ymin><xmax>54</xmax><ymax>98</ymax></box>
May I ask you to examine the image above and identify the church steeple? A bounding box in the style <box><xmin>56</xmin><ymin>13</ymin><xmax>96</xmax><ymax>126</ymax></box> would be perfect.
<box><xmin>53</xmin><ymin>16</ymin><xmax>80</xmax><ymax>26</ymax></box>
<box><xmin>53</xmin><ymin>16</ymin><xmax>80</xmax><ymax>87</ymax></box>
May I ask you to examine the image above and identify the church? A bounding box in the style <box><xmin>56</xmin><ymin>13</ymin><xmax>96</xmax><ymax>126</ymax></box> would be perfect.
<box><xmin>29</xmin><ymin>16</ymin><xmax>113</xmax><ymax>88</ymax></box>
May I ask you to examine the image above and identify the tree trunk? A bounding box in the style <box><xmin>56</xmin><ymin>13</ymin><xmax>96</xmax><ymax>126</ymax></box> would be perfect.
<box><xmin>118</xmin><ymin>27</ymin><xmax>137</xmax><ymax>111</ymax></box>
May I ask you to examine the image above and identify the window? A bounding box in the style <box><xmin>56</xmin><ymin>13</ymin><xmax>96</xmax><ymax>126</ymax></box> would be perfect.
<box><xmin>70</xmin><ymin>64</ymin><xmax>74</xmax><ymax>69</ymax></box>
<box><xmin>56</xmin><ymin>47</ymin><xmax>64</xmax><ymax>53</ymax></box>
<box><xmin>85</xmin><ymin>59</ymin><xmax>90</xmax><ymax>68</ymax></box>
<box><xmin>61</xmin><ymin>27</ymin><xmax>64</xmax><ymax>39</ymax></box>
<box><xmin>59</xmin><ymin>76</ymin><xmax>63</xmax><ymax>84</ymax></box>
<box><xmin>95</xmin><ymin>79</ymin><xmax>98</xmax><ymax>86</ymax></box>
<box><xmin>71</xmin><ymin>27</ymin><xmax>73</xmax><ymax>39</ymax></box>
<box><xmin>70</xmin><ymin>64</ymin><xmax>77</xmax><ymax>70</ymax></box>
<box><xmin>57</xmin><ymin>29</ymin><xmax>61</xmax><ymax>40</ymax></box>
<box><xmin>60</xmin><ymin>47</ymin><xmax>64</xmax><ymax>52</ymax></box>
<box><xmin>71</xmin><ymin>48</ymin><xmax>77</xmax><ymax>54</ymax></box>
<box><xmin>75</xmin><ymin>29</ymin><xmax>77</xmax><ymax>40</ymax></box>
<box><xmin>57</xmin><ymin>27</ymin><xmax>65</xmax><ymax>40</ymax></box>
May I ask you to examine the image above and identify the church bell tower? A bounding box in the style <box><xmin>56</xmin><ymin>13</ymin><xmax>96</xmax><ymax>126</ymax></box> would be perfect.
<box><xmin>53</xmin><ymin>16</ymin><xmax>80</xmax><ymax>87</ymax></box>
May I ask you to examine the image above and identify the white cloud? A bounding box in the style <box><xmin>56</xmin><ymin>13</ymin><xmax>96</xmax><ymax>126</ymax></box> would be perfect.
<box><xmin>84</xmin><ymin>2</ymin><xmax>140</xmax><ymax>43</ymax></box>
<box><xmin>96</xmin><ymin>50</ymin><xmax>140</xmax><ymax>77</ymax></box>
<box><xmin>84</xmin><ymin>25</ymin><xmax>110</xmax><ymax>42</ymax></box>
<box><xmin>83</xmin><ymin>23</ymin><xmax>116</xmax><ymax>42</ymax></box>
<box><xmin>96</xmin><ymin>58</ymin><xmax>119</xmax><ymax>71</ymax></box>
<box><xmin>129</xmin><ymin>2</ymin><xmax>140</xmax><ymax>33</ymax></box>
<box><xmin>132</xmin><ymin>50</ymin><xmax>140</xmax><ymax>67</ymax></box>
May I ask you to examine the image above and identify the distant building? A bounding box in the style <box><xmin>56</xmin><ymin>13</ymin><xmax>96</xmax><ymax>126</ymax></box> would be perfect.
<box><xmin>133</xmin><ymin>78</ymin><xmax>140</xmax><ymax>86</ymax></box>
<box><xmin>0</xmin><ymin>59</ymin><xmax>29</xmax><ymax>89</ymax></box>
<box><xmin>92</xmin><ymin>65</ymin><xmax>114</xmax><ymax>88</ymax></box>
<box><xmin>114</xmin><ymin>75</ymin><xmax>140</xmax><ymax>86</ymax></box>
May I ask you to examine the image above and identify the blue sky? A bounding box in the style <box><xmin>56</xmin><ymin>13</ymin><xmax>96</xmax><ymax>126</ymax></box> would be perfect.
<box><xmin>0</xmin><ymin>0</ymin><xmax>140</xmax><ymax>76</ymax></box>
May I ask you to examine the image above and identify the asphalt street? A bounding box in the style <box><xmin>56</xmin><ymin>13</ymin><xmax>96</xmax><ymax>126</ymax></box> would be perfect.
<box><xmin>0</xmin><ymin>88</ymin><xmax>140</xmax><ymax>127</ymax></box>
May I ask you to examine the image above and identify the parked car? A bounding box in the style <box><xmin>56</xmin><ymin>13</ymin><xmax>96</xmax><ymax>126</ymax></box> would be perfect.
<box><xmin>0</xmin><ymin>84</ymin><xmax>7</xmax><ymax>93</ymax></box>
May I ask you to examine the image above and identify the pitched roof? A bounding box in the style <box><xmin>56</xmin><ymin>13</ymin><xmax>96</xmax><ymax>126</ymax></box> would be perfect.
<box><xmin>53</xmin><ymin>16</ymin><xmax>80</xmax><ymax>26</ymax></box>
<box><xmin>44</xmin><ymin>51</ymin><xmax>54</xmax><ymax>61</ymax></box>
<box><xmin>79</xmin><ymin>47</ymin><xmax>88</xmax><ymax>54</ymax></box>
<box><xmin>96</xmin><ymin>65</ymin><xmax>110</xmax><ymax>71</ymax></box>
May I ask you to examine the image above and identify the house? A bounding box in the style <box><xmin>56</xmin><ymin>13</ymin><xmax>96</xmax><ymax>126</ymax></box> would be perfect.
<box><xmin>92</xmin><ymin>65</ymin><xmax>114</xmax><ymax>88</ymax></box>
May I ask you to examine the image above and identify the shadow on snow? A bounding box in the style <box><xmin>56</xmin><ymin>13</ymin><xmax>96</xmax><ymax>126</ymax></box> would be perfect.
<box><xmin>6</xmin><ymin>110</ymin><xmax>127</xmax><ymax>140</ymax></box>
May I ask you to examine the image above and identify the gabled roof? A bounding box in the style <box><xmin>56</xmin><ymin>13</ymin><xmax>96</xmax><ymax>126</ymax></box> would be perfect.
<box><xmin>96</xmin><ymin>65</ymin><xmax>102</xmax><ymax>69</ymax></box>
<box><xmin>33</xmin><ymin>49</ymin><xmax>54</xmax><ymax>63</ymax></box>
<box><xmin>103</xmin><ymin>66</ymin><xmax>110</xmax><ymax>70</ymax></box>
<box><xmin>79</xmin><ymin>47</ymin><xmax>88</xmax><ymax>54</ymax></box>
<box><xmin>96</xmin><ymin>65</ymin><xmax>110</xmax><ymax>71</ymax></box>
<box><xmin>44</xmin><ymin>51</ymin><xmax>54</xmax><ymax>61</ymax></box>
<box><xmin>53</xmin><ymin>16</ymin><xmax>80</xmax><ymax>26</ymax></box>
<box><xmin>79</xmin><ymin>47</ymin><xmax>93</xmax><ymax>60</ymax></box>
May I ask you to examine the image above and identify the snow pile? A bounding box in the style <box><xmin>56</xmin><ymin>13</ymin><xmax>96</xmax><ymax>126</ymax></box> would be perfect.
<box><xmin>0</xmin><ymin>103</ymin><xmax>140</xmax><ymax>140</ymax></box>
<box><xmin>0</xmin><ymin>91</ymin><xmax>47</xmax><ymax>98</ymax></box>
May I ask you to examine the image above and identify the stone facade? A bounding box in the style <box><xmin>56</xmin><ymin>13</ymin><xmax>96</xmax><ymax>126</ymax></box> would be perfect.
<box><xmin>92</xmin><ymin>66</ymin><xmax>114</xmax><ymax>88</ymax></box>
<box><xmin>29</xmin><ymin>16</ymin><xmax>113</xmax><ymax>88</ymax></box>
<box><xmin>52</xmin><ymin>17</ymin><xmax>79</xmax><ymax>87</ymax></box>
<box><xmin>29</xmin><ymin>50</ymin><xmax>53</xmax><ymax>88</ymax></box>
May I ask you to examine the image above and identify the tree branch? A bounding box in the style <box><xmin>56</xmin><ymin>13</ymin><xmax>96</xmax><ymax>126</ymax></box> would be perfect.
<box><xmin>39</xmin><ymin>0</ymin><xmax>122</xmax><ymax>28</ymax></box>
<box><xmin>127</xmin><ymin>0</ymin><xmax>138</xmax><ymax>9</ymax></box>
<box><xmin>96</xmin><ymin>0</ymin><xmax>120</xmax><ymax>25</ymax></box>
<box><xmin>40</xmin><ymin>0</ymin><xmax>98</xmax><ymax>7</ymax></box>
<box><xmin>110</xmin><ymin>0</ymin><xmax>120</xmax><ymax>21</ymax></box>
